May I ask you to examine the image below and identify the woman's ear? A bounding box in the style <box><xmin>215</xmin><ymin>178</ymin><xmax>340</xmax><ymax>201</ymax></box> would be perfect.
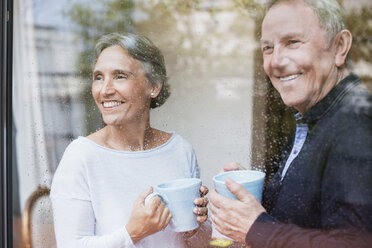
<box><xmin>150</xmin><ymin>82</ymin><xmax>163</xmax><ymax>98</ymax></box>
<box><xmin>334</xmin><ymin>29</ymin><xmax>352</xmax><ymax>68</ymax></box>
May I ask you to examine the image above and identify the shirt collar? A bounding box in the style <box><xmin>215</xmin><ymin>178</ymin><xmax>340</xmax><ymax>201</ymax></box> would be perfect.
<box><xmin>295</xmin><ymin>73</ymin><xmax>361</xmax><ymax>124</ymax></box>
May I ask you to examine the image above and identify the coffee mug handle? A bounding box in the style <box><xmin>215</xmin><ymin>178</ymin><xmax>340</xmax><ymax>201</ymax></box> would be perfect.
<box><xmin>144</xmin><ymin>192</ymin><xmax>168</xmax><ymax>206</ymax></box>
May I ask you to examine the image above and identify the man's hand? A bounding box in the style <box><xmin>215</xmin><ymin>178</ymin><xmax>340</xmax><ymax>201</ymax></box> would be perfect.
<box><xmin>209</xmin><ymin>178</ymin><xmax>266</xmax><ymax>243</ymax></box>
<box><xmin>219</xmin><ymin>162</ymin><xmax>246</xmax><ymax>174</ymax></box>
<box><xmin>126</xmin><ymin>187</ymin><xmax>172</xmax><ymax>243</ymax></box>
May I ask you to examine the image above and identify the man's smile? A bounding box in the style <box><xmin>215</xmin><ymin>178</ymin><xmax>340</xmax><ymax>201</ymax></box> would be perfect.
<box><xmin>279</xmin><ymin>73</ymin><xmax>302</xmax><ymax>82</ymax></box>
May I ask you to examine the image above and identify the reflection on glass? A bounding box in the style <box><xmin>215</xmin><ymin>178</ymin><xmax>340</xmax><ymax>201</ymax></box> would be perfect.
<box><xmin>12</xmin><ymin>0</ymin><xmax>372</xmax><ymax>247</ymax></box>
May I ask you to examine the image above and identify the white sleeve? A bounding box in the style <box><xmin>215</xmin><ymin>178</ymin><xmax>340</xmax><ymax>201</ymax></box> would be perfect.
<box><xmin>50</xmin><ymin>143</ymin><xmax>136</xmax><ymax>248</ymax></box>
<box><xmin>51</xmin><ymin>195</ymin><xmax>135</xmax><ymax>248</ymax></box>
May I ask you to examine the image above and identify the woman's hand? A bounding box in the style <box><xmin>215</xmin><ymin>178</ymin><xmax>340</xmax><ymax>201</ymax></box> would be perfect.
<box><xmin>183</xmin><ymin>185</ymin><xmax>209</xmax><ymax>238</ymax></box>
<box><xmin>194</xmin><ymin>185</ymin><xmax>209</xmax><ymax>224</ymax></box>
<box><xmin>126</xmin><ymin>187</ymin><xmax>172</xmax><ymax>243</ymax></box>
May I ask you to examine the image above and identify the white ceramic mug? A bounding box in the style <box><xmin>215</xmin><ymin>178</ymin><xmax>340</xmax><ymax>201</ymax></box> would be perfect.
<box><xmin>145</xmin><ymin>178</ymin><xmax>202</xmax><ymax>232</ymax></box>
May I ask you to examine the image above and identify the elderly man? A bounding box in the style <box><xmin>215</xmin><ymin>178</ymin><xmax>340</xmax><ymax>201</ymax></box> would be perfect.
<box><xmin>209</xmin><ymin>0</ymin><xmax>372</xmax><ymax>247</ymax></box>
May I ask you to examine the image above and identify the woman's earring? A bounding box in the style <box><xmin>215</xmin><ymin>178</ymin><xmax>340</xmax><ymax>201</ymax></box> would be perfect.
<box><xmin>151</xmin><ymin>92</ymin><xmax>155</xmax><ymax>97</ymax></box>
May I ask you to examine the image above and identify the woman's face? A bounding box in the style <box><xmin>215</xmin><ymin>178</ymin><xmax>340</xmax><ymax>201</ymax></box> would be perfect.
<box><xmin>92</xmin><ymin>45</ymin><xmax>153</xmax><ymax>125</ymax></box>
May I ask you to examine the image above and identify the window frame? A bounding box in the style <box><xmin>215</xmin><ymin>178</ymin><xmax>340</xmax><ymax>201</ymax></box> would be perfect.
<box><xmin>0</xmin><ymin>0</ymin><xmax>13</xmax><ymax>247</ymax></box>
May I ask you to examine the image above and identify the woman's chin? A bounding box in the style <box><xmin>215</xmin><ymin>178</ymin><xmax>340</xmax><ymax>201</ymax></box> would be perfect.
<box><xmin>102</xmin><ymin>117</ymin><xmax>124</xmax><ymax>126</ymax></box>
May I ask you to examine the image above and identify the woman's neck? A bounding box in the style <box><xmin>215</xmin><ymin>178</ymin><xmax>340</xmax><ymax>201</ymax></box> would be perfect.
<box><xmin>88</xmin><ymin>115</ymin><xmax>172</xmax><ymax>151</ymax></box>
<box><xmin>101</xmin><ymin>121</ymin><xmax>154</xmax><ymax>151</ymax></box>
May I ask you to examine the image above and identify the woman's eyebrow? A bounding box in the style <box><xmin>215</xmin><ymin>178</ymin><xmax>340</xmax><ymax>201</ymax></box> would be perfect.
<box><xmin>112</xmin><ymin>69</ymin><xmax>134</xmax><ymax>76</ymax></box>
<box><xmin>92</xmin><ymin>70</ymin><xmax>102</xmax><ymax>76</ymax></box>
<box><xmin>92</xmin><ymin>69</ymin><xmax>135</xmax><ymax>76</ymax></box>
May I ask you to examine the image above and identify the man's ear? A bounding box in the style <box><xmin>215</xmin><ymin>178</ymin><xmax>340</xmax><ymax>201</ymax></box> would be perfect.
<box><xmin>334</xmin><ymin>29</ymin><xmax>352</xmax><ymax>67</ymax></box>
<box><xmin>150</xmin><ymin>82</ymin><xmax>163</xmax><ymax>98</ymax></box>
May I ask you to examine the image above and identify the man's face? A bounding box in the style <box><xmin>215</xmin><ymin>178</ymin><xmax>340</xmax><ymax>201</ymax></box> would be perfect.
<box><xmin>261</xmin><ymin>1</ymin><xmax>339</xmax><ymax>114</ymax></box>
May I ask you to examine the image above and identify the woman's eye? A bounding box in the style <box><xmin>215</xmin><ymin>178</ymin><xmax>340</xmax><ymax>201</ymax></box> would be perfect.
<box><xmin>114</xmin><ymin>73</ymin><xmax>129</xmax><ymax>80</ymax></box>
<box><xmin>94</xmin><ymin>75</ymin><xmax>103</xmax><ymax>81</ymax></box>
<box><xmin>117</xmin><ymin>74</ymin><xmax>127</xmax><ymax>79</ymax></box>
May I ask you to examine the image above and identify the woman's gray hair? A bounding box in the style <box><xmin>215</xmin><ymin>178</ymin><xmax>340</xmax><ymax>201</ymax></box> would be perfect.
<box><xmin>94</xmin><ymin>33</ymin><xmax>170</xmax><ymax>108</ymax></box>
<box><xmin>266</xmin><ymin>0</ymin><xmax>352</xmax><ymax>68</ymax></box>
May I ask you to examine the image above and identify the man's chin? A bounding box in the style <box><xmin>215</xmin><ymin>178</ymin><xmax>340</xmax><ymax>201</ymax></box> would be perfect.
<box><xmin>281</xmin><ymin>99</ymin><xmax>305</xmax><ymax>112</ymax></box>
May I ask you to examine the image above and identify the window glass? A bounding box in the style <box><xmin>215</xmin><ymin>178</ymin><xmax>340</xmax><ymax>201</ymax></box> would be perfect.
<box><xmin>12</xmin><ymin>0</ymin><xmax>372</xmax><ymax>247</ymax></box>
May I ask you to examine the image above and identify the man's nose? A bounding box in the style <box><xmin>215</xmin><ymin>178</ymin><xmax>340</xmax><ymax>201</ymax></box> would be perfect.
<box><xmin>270</xmin><ymin>47</ymin><xmax>287</xmax><ymax>69</ymax></box>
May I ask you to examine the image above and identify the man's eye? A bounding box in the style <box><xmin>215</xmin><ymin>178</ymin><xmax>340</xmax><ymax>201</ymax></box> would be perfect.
<box><xmin>288</xmin><ymin>40</ymin><xmax>300</xmax><ymax>46</ymax></box>
<box><xmin>262</xmin><ymin>46</ymin><xmax>273</xmax><ymax>53</ymax></box>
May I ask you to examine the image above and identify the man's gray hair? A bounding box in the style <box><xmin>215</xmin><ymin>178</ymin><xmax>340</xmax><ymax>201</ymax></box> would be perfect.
<box><xmin>266</xmin><ymin>0</ymin><xmax>352</xmax><ymax>68</ymax></box>
<box><xmin>94</xmin><ymin>33</ymin><xmax>170</xmax><ymax>108</ymax></box>
<box><xmin>267</xmin><ymin>0</ymin><xmax>345</xmax><ymax>43</ymax></box>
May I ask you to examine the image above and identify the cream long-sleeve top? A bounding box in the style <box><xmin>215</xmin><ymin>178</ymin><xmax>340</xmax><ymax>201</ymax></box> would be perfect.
<box><xmin>50</xmin><ymin>132</ymin><xmax>211</xmax><ymax>248</ymax></box>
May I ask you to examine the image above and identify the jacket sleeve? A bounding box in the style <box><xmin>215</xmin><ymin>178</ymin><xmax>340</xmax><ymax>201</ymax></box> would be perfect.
<box><xmin>246</xmin><ymin>213</ymin><xmax>372</xmax><ymax>248</ymax></box>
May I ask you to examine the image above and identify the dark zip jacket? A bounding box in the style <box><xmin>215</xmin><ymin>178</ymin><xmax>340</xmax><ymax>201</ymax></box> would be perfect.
<box><xmin>246</xmin><ymin>73</ymin><xmax>372</xmax><ymax>248</ymax></box>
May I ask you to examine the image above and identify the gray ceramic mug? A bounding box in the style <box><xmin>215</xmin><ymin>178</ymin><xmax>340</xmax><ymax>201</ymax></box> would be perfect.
<box><xmin>212</xmin><ymin>170</ymin><xmax>265</xmax><ymax>240</ymax></box>
<box><xmin>213</xmin><ymin>170</ymin><xmax>265</xmax><ymax>201</ymax></box>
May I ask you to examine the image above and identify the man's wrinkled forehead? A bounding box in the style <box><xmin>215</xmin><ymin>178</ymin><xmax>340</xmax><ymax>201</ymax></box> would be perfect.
<box><xmin>260</xmin><ymin>1</ymin><xmax>321</xmax><ymax>40</ymax></box>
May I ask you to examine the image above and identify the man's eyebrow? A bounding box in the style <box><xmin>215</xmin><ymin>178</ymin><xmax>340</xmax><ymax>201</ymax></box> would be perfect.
<box><xmin>260</xmin><ymin>32</ymin><xmax>304</xmax><ymax>45</ymax></box>
<box><xmin>280</xmin><ymin>32</ymin><xmax>304</xmax><ymax>41</ymax></box>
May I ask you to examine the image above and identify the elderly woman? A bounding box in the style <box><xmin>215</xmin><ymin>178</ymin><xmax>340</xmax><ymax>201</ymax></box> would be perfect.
<box><xmin>50</xmin><ymin>33</ymin><xmax>211</xmax><ymax>247</ymax></box>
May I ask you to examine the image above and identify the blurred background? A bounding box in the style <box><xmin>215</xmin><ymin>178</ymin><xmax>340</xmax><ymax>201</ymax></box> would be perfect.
<box><xmin>12</xmin><ymin>0</ymin><xmax>372</xmax><ymax>247</ymax></box>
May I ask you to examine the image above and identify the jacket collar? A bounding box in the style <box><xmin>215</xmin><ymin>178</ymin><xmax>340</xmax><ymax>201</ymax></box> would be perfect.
<box><xmin>296</xmin><ymin>73</ymin><xmax>361</xmax><ymax>124</ymax></box>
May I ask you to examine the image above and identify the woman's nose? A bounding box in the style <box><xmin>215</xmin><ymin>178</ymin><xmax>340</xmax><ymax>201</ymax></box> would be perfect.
<box><xmin>101</xmin><ymin>78</ymin><xmax>115</xmax><ymax>95</ymax></box>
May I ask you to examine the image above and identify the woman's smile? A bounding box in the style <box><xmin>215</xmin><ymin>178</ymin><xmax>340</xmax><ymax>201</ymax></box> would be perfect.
<box><xmin>102</xmin><ymin>100</ymin><xmax>124</xmax><ymax>109</ymax></box>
